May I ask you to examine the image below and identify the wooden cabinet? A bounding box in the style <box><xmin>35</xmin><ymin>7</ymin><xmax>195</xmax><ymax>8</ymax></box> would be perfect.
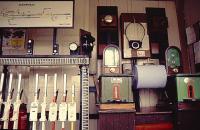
<box><xmin>166</xmin><ymin>74</ymin><xmax>200</xmax><ymax>130</ymax></box>
<box><xmin>176</xmin><ymin>110</ymin><xmax>200</xmax><ymax>130</ymax></box>
<box><xmin>97</xmin><ymin>6</ymin><xmax>119</xmax><ymax>59</ymax></box>
<box><xmin>120</xmin><ymin>13</ymin><xmax>150</xmax><ymax>58</ymax></box>
<box><xmin>98</xmin><ymin>111</ymin><xmax>135</xmax><ymax>130</ymax></box>
<box><xmin>99</xmin><ymin>75</ymin><xmax>134</xmax><ymax>103</ymax></box>
<box><xmin>135</xmin><ymin>109</ymin><xmax>174</xmax><ymax>130</ymax></box>
<box><xmin>146</xmin><ymin>8</ymin><xmax>169</xmax><ymax>64</ymax></box>
<box><xmin>174</xmin><ymin>102</ymin><xmax>200</xmax><ymax>130</ymax></box>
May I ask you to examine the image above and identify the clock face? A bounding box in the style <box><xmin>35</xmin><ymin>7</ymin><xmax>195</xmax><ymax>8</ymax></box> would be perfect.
<box><xmin>104</xmin><ymin>15</ymin><xmax>113</xmax><ymax>23</ymax></box>
<box><xmin>69</xmin><ymin>43</ymin><xmax>78</xmax><ymax>51</ymax></box>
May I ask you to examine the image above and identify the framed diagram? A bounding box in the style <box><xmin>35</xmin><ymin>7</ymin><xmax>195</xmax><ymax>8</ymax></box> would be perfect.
<box><xmin>0</xmin><ymin>1</ymin><xmax>74</xmax><ymax>28</ymax></box>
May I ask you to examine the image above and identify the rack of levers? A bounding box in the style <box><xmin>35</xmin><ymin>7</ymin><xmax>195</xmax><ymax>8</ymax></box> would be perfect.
<box><xmin>0</xmin><ymin>28</ymin><xmax>92</xmax><ymax>130</ymax></box>
<box><xmin>0</xmin><ymin>55</ymin><xmax>90</xmax><ymax>130</ymax></box>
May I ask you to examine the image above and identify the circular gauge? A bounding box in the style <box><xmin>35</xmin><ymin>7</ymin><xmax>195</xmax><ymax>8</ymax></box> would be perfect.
<box><xmin>131</xmin><ymin>41</ymin><xmax>141</xmax><ymax>49</ymax></box>
<box><xmin>69</xmin><ymin>42</ymin><xmax>78</xmax><ymax>51</ymax></box>
<box><xmin>104</xmin><ymin>15</ymin><xmax>113</xmax><ymax>23</ymax></box>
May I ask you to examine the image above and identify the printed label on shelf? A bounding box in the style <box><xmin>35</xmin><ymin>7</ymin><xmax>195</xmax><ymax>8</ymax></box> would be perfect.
<box><xmin>111</xmin><ymin>77</ymin><xmax>122</xmax><ymax>83</ymax></box>
<box><xmin>49</xmin><ymin>102</ymin><xmax>58</xmax><ymax>121</ymax></box>
<box><xmin>39</xmin><ymin>102</ymin><xmax>47</xmax><ymax>121</ymax></box>
<box><xmin>137</xmin><ymin>50</ymin><xmax>145</xmax><ymax>57</ymax></box>
<box><xmin>29</xmin><ymin>102</ymin><xmax>39</xmax><ymax>121</ymax></box>
<box><xmin>58</xmin><ymin>102</ymin><xmax>68</xmax><ymax>121</ymax></box>
<box><xmin>68</xmin><ymin>102</ymin><xmax>76</xmax><ymax>121</ymax></box>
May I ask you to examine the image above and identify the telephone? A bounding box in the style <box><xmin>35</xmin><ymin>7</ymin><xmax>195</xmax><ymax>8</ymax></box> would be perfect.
<box><xmin>81</xmin><ymin>33</ymin><xmax>95</xmax><ymax>56</ymax></box>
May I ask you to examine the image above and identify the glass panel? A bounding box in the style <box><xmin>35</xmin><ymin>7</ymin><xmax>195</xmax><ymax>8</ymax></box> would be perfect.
<box><xmin>104</xmin><ymin>47</ymin><xmax>119</xmax><ymax>67</ymax></box>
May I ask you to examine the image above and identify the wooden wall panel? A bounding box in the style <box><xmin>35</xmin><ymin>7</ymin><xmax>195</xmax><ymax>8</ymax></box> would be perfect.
<box><xmin>184</xmin><ymin>0</ymin><xmax>200</xmax><ymax>27</ymax></box>
<box><xmin>174</xmin><ymin>0</ymin><xmax>190</xmax><ymax>73</ymax></box>
<box><xmin>98</xmin><ymin>112</ymin><xmax>135</xmax><ymax>130</ymax></box>
<box><xmin>23</xmin><ymin>1</ymin><xmax>183</xmax><ymax>129</ymax></box>
<box><xmin>139</xmin><ymin>89</ymin><xmax>159</xmax><ymax>108</ymax></box>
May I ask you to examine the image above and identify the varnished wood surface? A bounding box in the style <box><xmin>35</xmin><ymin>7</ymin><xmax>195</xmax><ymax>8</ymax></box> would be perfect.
<box><xmin>98</xmin><ymin>112</ymin><xmax>135</xmax><ymax>130</ymax></box>
<box><xmin>99</xmin><ymin>103</ymin><xmax>135</xmax><ymax>112</ymax></box>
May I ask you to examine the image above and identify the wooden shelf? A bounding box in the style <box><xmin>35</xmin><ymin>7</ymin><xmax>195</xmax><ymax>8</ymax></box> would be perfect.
<box><xmin>99</xmin><ymin>103</ymin><xmax>135</xmax><ymax>113</ymax></box>
<box><xmin>97</xmin><ymin>6</ymin><xmax>119</xmax><ymax>59</ymax></box>
<box><xmin>0</xmin><ymin>55</ymin><xmax>89</xmax><ymax>65</ymax></box>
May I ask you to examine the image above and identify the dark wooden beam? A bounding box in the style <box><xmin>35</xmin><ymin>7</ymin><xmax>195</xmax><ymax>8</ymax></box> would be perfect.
<box><xmin>174</xmin><ymin>0</ymin><xmax>190</xmax><ymax>73</ymax></box>
<box><xmin>145</xmin><ymin>0</ymin><xmax>174</xmax><ymax>1</ymax></box>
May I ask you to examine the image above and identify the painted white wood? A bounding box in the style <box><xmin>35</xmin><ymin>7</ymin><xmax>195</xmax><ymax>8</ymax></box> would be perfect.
<box><xmin>149</xmin><ymin>89</ymin><xmax>158</xmax><ymax>107</ymax></box>
<box><xmin>165</xmin><ymin>2</ymin><xmax>181</xmax><ymax>48</ymax></box>
<box><xmin>88</xmin><ymin>0</ymin><xmax>97</xmax><ymax>74</ymax></box>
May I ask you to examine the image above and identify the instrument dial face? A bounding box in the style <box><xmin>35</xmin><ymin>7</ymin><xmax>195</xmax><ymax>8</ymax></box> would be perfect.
<box><xmin>104</xmin><ymin>15</ymin><xmax>113</xmax><ymax>23</ymax></box>
<box><xmin>69</xmin><ymin>43</ymin><xmax>78</xmax><ymax>51</ymax></box>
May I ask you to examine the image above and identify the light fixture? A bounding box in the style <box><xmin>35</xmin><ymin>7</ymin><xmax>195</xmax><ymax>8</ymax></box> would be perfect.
<box><xmin>27</xmin><ymin>39</ymin><xmax>34</xmax><ymax>55</ymax></box>
<box><xmin>52</xmin><ymin>44</ymin><xmax>59</xmax><ymax>55</ymax></box>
